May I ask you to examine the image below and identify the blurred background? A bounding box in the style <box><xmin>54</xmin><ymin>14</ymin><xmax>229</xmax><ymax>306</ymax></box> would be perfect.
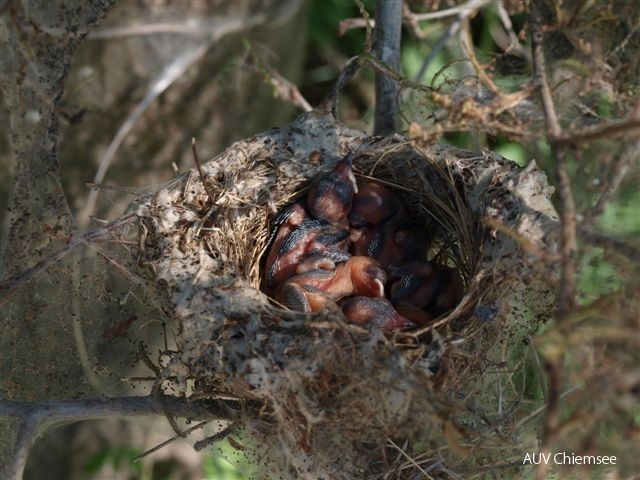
<box><xmin>1</xmin><ymin>0</ymin><xmax>638</xmax><ymax>478</ymax></box>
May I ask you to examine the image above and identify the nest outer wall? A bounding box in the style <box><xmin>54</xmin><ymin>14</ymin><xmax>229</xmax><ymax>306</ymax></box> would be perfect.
<box><xmin>133</xmin><ymin>109</ymin><xmax>559</xmax><ymax>478</ymax></box>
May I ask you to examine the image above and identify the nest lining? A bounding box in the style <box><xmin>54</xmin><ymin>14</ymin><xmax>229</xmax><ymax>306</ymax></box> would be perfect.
<box><xmin>134</xmin><ymin>109</ymin><xmax>559</xmax><ymax>478</ymax></box>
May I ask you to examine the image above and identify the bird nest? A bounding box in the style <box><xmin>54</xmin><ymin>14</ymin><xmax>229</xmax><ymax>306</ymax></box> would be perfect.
<box><xmin>133</xmin><ymin>108</ymin><xmax>558</xmax><ymax>478</ymax></box>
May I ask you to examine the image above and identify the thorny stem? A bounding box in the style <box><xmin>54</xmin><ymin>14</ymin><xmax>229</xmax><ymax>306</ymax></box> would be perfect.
<box><xmin>373</xmin><ymin>0</ymin><xmax>402</xmax><ymax>135</ymax></box>
<box><xmin>0</xmin><ymin>394</ymin><xmax>240</xmax><ymax>480</ymax></box>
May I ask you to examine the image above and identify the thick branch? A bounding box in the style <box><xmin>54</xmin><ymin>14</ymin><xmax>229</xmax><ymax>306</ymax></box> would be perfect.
<box><xmin>0</xmin><ymin>394</ymin><xmax>238</xmax><ymax>424</ymax></box>
<box><xmin>373</xmin><ymin>0</ymin><xmax>403</xmax><ymax>135</ymax></box>
<box><xmin>0</xmin><ymin>394</ymin><xmax>241</xmax><ymax>480</ymax></box>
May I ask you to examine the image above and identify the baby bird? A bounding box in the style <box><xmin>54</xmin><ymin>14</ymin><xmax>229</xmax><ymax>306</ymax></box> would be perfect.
<box><xmin>352</xmin><ymin>213</ymin><xmax>428</xmax><ymax>269</ymax></box>
<box><xmin>274</xmin><ymin>282</ymin><xmax>334</xmax><ymax>313</ymax></box>
<box><xmin>275</xmin><ymin>256</ymin><xmax>386</xmax><ymax>312</ymax></box>
<box><xmin>307</xmin><ymin>152</ymin><xmax>358</xmax><ymax>228</ymax></box>
<box><xmin>296</xmin><ymin>249</ymin><xmax>350</xmax><ymax>274</ymax></box>
<box><xmin>348</xmin><ymin>179</ymin><xmax>399</xmax><ymax>229</ymax></box>
<box><xmin>265</xmin><ymin>217</ymin><xmax>349</xmax><ymax>292</ymax></box>
<box><xmin>388</xmin><ymin>261</ymin><xmax>464</xmax><ymax>324</ymax></box>
<box><xmin>341</xmin><ymin>297</ymin><xmax>414</xmax><ymax>331</ymax></box>
<box><xmin>264</xmin><ymin>203</ymin><xmax>307</xmax><ymax>266</ymax></box>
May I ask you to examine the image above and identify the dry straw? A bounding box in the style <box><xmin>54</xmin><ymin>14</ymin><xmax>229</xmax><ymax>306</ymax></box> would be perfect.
<box><xmin>133</xmin><ymin>104</ymin><xmax>558</xmax><ymax>477</ymax></box>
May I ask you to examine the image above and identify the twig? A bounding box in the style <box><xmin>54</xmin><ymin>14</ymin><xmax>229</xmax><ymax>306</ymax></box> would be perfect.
<box><xmin>412</xmin><ymin>0</ymin><xmax>489</xmax><ymax>22</ymax></box>
<box><xmin>529</xmin><ymin>3</ymin><xmax>577</xmax><ymax>480</ymax></box>
<box><xmin>243</xmin><ymin>46</ymin><xmax>312</xmax><ymax>112</ymax></box>
<box><xmin>482</xmin><ymin>217</ymin><xmax>560</xmax><ymax>262</ymax></box>
<box><xmin>554</xmin><ymin>116</ymin><xmax>640</xmax><ymax>146</ymax></box>
<box><xmin>494</xmin><ymin>0</ymin><xmax>530</xmax><ymax>60</ymax></box>
<box><xmin>578</xmin><ymin>228</ymin><xmax>640</xmax><ymax>262</ymax></box>
<box><xmin>512</xmin><ymin>385</ymin><xmax>581</xmax><ymax>430</ymax></box>
<box><xmin>353</xmin><ymin>0</ymin><xmax>373</xmax><ymax>53</ymax></box>
<box><xmin>191</xmin><ymin>138</ymin><xmax>216</xmax><ymax>205</ymax></box>
<box><xmin>339</xmin><ymin>0</ymin><xmax>490</xmax><ymax>36</ymax></box>
<box><xmin>373</xmin><ymin>0</ymin><xmax>403</xmax><ymax>135</ymax></box>
<box><xmin>536</xmin><ymin>358</ymin><xmax>561</xmax><ymax>480</ymax></box>
<box><xmin>531</xmin><ymin>0</ymin><xmax>577</xmax><ymax>315</ymax></box>
<box><xmin>415</xmin><ymin>0</ymin><xmax>491</xmax><ymax>83</ymax></box>
<box><xmin>193</xmin><ymin>422</ymin><xmax>236</xmax><ymax>451</ymax></box>
<box><xmin>0</xmin><ymin>214</ymin><xmax>137</xmax><ymax>308</ymax></box>
<box><xmin>387</xmin><ymin>438</ymin><xmax>434</xmax><ymax>479</ymax></box>
<box><xmin>415</xmin><ymin>16</ymin><xmax>462</xmax><ymax>83</ymax></box>
<box><xmin>460</xmin><ymin>22</ymin><xmax>499</xmax><ymax>94</ymax></box>
<box><xmin>320</xmin><ymin>55</ymin><xmax>363</xmax><ymax>117</ymax></box>
<box><xmin>134</xmin><ymin>420</ymin><xmax>210</xmax><ymax>461</ymax></box>
<box><xmin>587</xmin><ymin>140</ymin><xmax>640</xmax><ymax>225</ymax></box>
<box><xmin>85</xmin><ymin>182</ymin><xmax>142</xmax><ymax>195</ymax></box>
<box><xmin>89</xmin><ymin>21</ymin><xmax>227</xmax><ymax>39</ymax></box>
<box><xmin>401</xmin><ymin>3</ymin><xmax>428</xmax><ymax>40</ymax></box>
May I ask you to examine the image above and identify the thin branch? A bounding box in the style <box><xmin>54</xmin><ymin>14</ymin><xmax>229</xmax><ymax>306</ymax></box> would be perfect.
<box><xmin>85</xmin><ymin>182</ymin><xmax>143</xmax><ymax>195</ymax></box>
<box><xmin>531</xmin><ymin>0</ymin><xmax>577</xmax><ymax>315</ymax></box>
<box><xmin>460</xmin><ymin>22</ymin><xmax>499</xmax><ymax>94</ymax></box>
<box><xmin>192</xmin><ymin>138</ymin><xmax>217</xmax><ymax>205</ymax></box>
<box><xmin>554</xmin><ymin>116</ymin><xmax>640</xmax><ymax>146</ymax></box>
<box><xmin>494</xmin><ymin>0</ymin><xmax>530</xmax><ymax>60</ymax></box>
<box><xmin>587</xmin><ymin>140</ymin><xmax>640</xmax><ymax>225</ymax></box>
<box><xmin>529</xmin><ymin>3</ymin><xmax>577</xmax><ymax>480</ymax></box>
<box><xmin>89</xmin><ymin>20</ymin><xmax>225</xmax><ymax>39</ymax></box>
<box><xmin>373</xmin><ymin>0</ymin><xmax>403</xmax><ymax>135</ymax></box>
<box><xmin>0</xmin><ymin>214</ymin><xmax>137</xmax><ymax>308</ymax></box>
<box><xmin>415</xmin><ymin>0</ymin><xmax>491</xmax><ymax>83</ymax></box>
<box><xmin>387</xmin><ymin>438</ymin><xmax>434</xmax><ymax>479</ymax></box>
<box><xmin>579</xmin><ymin>228</ymin><xmax>640</xmax><ymax>262</ymax></box>
<box><xmin>353</xmin><ymin>0</ymin><xmax>373</xmax><ymax>53</ymax></box>
<box><xmin>415</xmin><ymin>16</ymin><xmax>461</xmax><ymax>83</ymax></box>
<box><xmin>412</xmin><ymin>0</ymin><xmax>489</xmax><ymax>22</ymax></box>
<box><xmin>339</xmin><ymin>0</ymin><xmax>490</xmax><ymax>35</ymax></box>
<box><xmin>482</xmin><ymin>217</ymin><xmax>560</xmax><ymax>262</ymax></box>
<box><xmin>243</xmin><ymin>48</ymin><xmax>313</xmax><ymax>112</ymax></box>
<box><xmin>536</xmin><ymin>359</ymin><xmax>561</xmax><ymax>480</ymax></box>
<box><xmin>194</xmin><ymin>422</ymin><xmax>237</xmax><ymax>451</ymax></box>
<box><xmin>134</xmin><ymin>420</ymin><xmax>210</xmax><ymax>461</ymax></box>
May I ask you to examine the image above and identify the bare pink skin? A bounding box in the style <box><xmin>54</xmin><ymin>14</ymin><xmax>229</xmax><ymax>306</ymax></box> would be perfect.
<box><xmin>274</xmin><ymin>256</ymin><xmax>386</xmax><ymax>312</ymax></box>
<box><xmin>341</xmin><ymin>297</ymin><xmax>414</xmax><ymax>331</ymax></box>
<box><xmin>351</xmin><ymin>213</ymin><xmax>427</xmax><ymax>269</ymax></box>
<box><xmin>348</xmin><ymin>179</ymin><xmax>400</xmax><ymax>228</ymax></box>
<box><xmin>307</xmin><ymin>153</ymin><xmax>358</xmax><ymax>229</ymax></box>
<box><xmin>265</xmin><ymin>216</ymin><xmax>349</xmax><ymax>293</ymax></box>
<box><xmin>388</xmin><ymin>261</ymin><xmax>464</xmax><ymax>324</ymax></box>
<box><xmin>265</xmin><ymin>203</ymin><xmax>308</xmax><ymax>284</ymax></box>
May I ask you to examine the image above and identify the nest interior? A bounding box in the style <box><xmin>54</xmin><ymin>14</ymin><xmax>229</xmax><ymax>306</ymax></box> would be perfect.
<box><xmin>134</xmin><ymin>109</ymin><xmax>559</xmax><ymax>478</ymax></box>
